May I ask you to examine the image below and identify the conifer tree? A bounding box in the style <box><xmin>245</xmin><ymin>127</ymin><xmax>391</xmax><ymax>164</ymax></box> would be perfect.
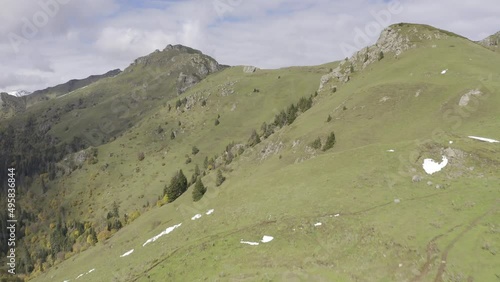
<box><xmin>215</xmin><ymin>170</ymin><xmax>225</xmax><ymax>187</ymax></box>
<box><xmin>192</xmin><ymin>178</ymin><xmax>207</xmax><ymax>202</ymax></box>
<box><xmin>164</xmin><ymin>170</ymin><xmax>188</xmax><ymax>202</ymax></box>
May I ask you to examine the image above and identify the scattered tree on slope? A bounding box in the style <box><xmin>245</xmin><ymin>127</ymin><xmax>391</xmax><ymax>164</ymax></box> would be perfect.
<box><xmin>192</xmin><ymin>178</ymin><xmax>207</xmax><ymax>202</ymax></box>
<box><xmin>164</xmin><ymin>170</ymin><xmax>188</xmax><ymax>202</ymax></box>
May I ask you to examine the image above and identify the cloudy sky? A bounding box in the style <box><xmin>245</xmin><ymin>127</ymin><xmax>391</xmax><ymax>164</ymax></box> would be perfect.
<box><xmin>0</xmin><ymin>0</ymin><xmax>499</xmax><ymax>92</ymax></box>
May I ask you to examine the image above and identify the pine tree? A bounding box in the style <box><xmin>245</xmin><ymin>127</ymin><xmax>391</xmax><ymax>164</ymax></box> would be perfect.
<box><xmin>378</xmin><ymin>51</ymin><xmax>384</xmax><ymax>61</ymax></box>
<box><xmin>215</xmin><ymin>170</ymin><xmax>225</xmax><ymax>187</ymax></box>
<box><xmin>286</xmin><ymin>104</ymin><xmax>298</xmax><ymax>124</ymax></box>
<box><xmin>247</xmin><ymin>129</ymin><xmax>261</xmax><ymax>147</ymax></box>
<box><xmin>164</xmin><ymin>170</ymin><xmax>188</xmax><ymax>202</ymax></box>
<box><xmin>192</xmin><ymin>178</ymin><xmax>206</xmax><ymax>202</ymax></box>
<box><xmin>191</xmin><ymin>164</ymin><xmax>201</xmax><ymax>184</ymax></box>
<box><xmin>322</xmin><ymin>131</ymin><xmax>336</xmax><ymax>151</ymax></box>
<box><xmin>203</xmin><ymin>156</ymin><xmax>209</xmax><ymax>169</ymax></box>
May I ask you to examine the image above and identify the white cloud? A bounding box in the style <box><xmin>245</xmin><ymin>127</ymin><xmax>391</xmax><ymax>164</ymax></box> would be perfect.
<box><xmin>0</xmin><ymin>0</ymin><xmax>499</xmax><ymax>92</ymax></box>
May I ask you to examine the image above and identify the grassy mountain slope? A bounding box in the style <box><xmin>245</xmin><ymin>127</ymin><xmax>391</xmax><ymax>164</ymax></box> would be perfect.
<box><xmin>18</xmin><ymin>23</ymin><xmax>500</xmax><ymax>281</ymax></box>
<box><xmin>27</xmin><ymin>69</ymin><xmax>122</xmax><ymax>105</ymax></box>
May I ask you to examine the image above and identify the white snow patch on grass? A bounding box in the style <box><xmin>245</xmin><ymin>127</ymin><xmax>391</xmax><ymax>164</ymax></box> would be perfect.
<box><xmin>449</xmin><ymin>141</ymin><xmax>453</xmax><ymax>144</ymax></box>
<box><xmin>191</xmin><ymin>214</ymin><xmax>202</xmax><ymax>220</ymax></box>
<box><xmin>334</xmin><ymin>213</ymin><xmax>340</xmax><ymax>217</ymax></box>
<box><xmin>206</xmin><ymin>209</ymin><xmax>214</xmax><ymax>215</ymax></box>
<box><xmin>261</xmin><ymin>235</ymin><xmax>274</xmax><ymax>243</ymax></box>
<box><xmin>468</xmin><ymin>136</ymin><xmax>499</xmax><ymax>143</ymax></box>
<box><xmin>142</xmin><ymin>223</ymin><xmax>182</xmax><ymax>247</ymax></box>
<box><xmin>120</xmin><ymin>249</ymin><xmax>134</xmax><ymax>257</ymax></box>
<box><xmin>422</xmin><ymin>156</ymin><xmax>448</xmax><ymax>175</ymax></box>
<box><xmin>387</xmin><ymin>149</ymin><xmax>395</xmax><ymax>152</ymax></box>
<box><xmin>314</xmin><ymin>222</ymin><xmax>322</xmax><ymax>226</ymax></box>
<box><xmin>76</xmin><ymin>274</ymin><xmax>83</xmax><ymax>279</ymax></box>
<box><xmin>240</xmin><ymin>240</ymin><xmax>259</xmax><ymax>246</ymax></box>
<box><xmin>441</xmin><ymin>69</ymin><xmax>448</xmax><ymax>74</ymax></box>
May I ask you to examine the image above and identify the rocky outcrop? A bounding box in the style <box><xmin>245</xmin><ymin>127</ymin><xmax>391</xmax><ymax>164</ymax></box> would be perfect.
<box><xmin>243</xmin><ymin>66</ymin><xmax>258</xmax><ymax>73</ymax></box>
<box><xmin>459</xmin><ymin>89</ymin><xmax>482</xmax><ymax>107</ymax></box>
<box><xmin>319</xmin><ymin>23</ymin><xmax>457</xmax><ymax>92</ymax></box>
<box><xmin>477</xmin><ymin>31</ymin><xmax>499</xmax><ymax>52</ymax></box>
<box><xmin>0</xmin><ymin>92</ymin><xmax>27</xmax><ymax>113</ymax></box>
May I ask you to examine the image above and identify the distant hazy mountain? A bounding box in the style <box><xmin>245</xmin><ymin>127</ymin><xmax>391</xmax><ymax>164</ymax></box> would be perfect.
<box><xmin>28</xmin><ymin>69</ymin><xmax>122</xmax><ymax>101</ymax></box>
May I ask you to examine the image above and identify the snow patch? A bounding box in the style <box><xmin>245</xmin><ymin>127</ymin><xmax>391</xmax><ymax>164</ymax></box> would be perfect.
<box><xmin>240</xmin><ymin>240</ymin><xmax>259</xmax><ymax>246</ymax></box>
<box><xmin>206</xmin><ymin>209</ymin><xmax>214</xmax><ymax>215</ymax></box>
<box><xmin>334</xmin><ymin>213</ymin><xmax>340</xmax><ymax>217</ymax></box>
<box><xmin>191</xmin><ymin>214</ymin><xmax>202</xmax><ymax>220</ymax></box>
<box><xmin>261</xmin><ymin>235</ymin><xmax>274</xmax><ymax>243</ymax></box>
<box><xmin>314</xmin><ymin>222</ymin><xmax>322</xmax><ymax>227</ymax></box>
<box><xmin>422</xmin><ymin>156</ymin><xmax>448</xmax><ymax>175</ymax></box>
<box><xmin>120</xmin><ymin>249</ymin><xmax>134</xmax><ymax>257</ymax></box>
<box><xmin>449</xmin><ymin>141</ymin><xmax>453</xmax><ymax>144</ymax></box>
<box><xmin>87</xmin><ymin>269</ymin><xmax>95</xmax><ymax>274</ymax></box>
<box><xmin>441</xmin><ymin>69</ymin><xmax>447</xmax><ymax>74</ymax></box>
<box><xmin>143</xmin><ymin>223</ymin><xmax>182</xmax><ymax>247</ymax></box>
<box><xmin>76</xmin><ymin>274</ymin><xmax>83</xmax><ymax>279</ymax></box>
<box><xmin>468</xmin><ymin>136</ymin><xmax>499</xmax><ymax>143</ymax></box>
<box><xmin>387</xmin><ymin>149</ymin><xmax>395</xmax><ymax>152</ymax></box>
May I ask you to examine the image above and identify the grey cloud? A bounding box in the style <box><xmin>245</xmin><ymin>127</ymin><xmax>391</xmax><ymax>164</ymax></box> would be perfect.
<box><xmin>0</xmin><ymin>0</ymin><xmax>499</xmax><ymax>92</ymax></box>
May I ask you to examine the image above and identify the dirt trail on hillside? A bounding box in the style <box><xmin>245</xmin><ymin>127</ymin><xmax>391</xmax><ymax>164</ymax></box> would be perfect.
<box><xmin>411</xmin><ymin>200</ymin><xmax>498</xmax><ymax>282</ymax></box>
<box><xmin>410</xmin><ymin>224</ymin><xmax>462</xmax><ymax>282</ymax></box>
<box><xmin>433</xmin><ymin>201</ymin><xmax>498</xmax><ymax>282</ymax></box>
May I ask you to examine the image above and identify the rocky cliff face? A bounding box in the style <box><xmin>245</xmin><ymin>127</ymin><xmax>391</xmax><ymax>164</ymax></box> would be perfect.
<box><xmin>318</xmin><ymin>23</ymin><xmax>459</xmax><ymax>92</ymax></box>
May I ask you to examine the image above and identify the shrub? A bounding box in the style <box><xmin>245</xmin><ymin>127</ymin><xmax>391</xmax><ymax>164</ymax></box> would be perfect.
<box><xmin>192</xmin><ymin>178</ymin><xmax>207</xmax><ymax>202</ymax></box>
<box><xmin>326</xmin><ymin>115</ymin><xmax>332</xmax><ymax>122</ymax></box>
<box><xmin>310</xmin><ymin>138</ymin><xmax>322</xmax><ymax>150</ymax></box>
<box><xmin>185</xmin><ymin>157</ymin><xmax>192</xmax><ymax>164</ymax></box>
<box><xmin>192</xmin><ymin>146</ymin><xmax>200</xmax><ymax>155</ymax></box>
<box><xmin>322</xmin><ymin>131</ymin><xmax>336</xmax><ymax>151</ymax></box>
<box><xmin>215</xmin><ymin>119</ymin><xmax>220</xmax><ymax>126</ymax></box>
<box><xmin>216</xmin><ymin>170</ymin><xmax>225</xmax><ymax>187</ymax></box>
<box><xmin>378</xmin><ymin>51</ymin><xmax>384</xmax><ymax>61</ymax></box>
<box><xmin>170</xmin><ymin>131</ymin><xmax>176</xmax><ymax>140</ymax></box>
<box><xmin>137</xmin><ymin>152</ymin><xmax>145</xmax><ymax>161</ymax></box>
<box><xmin>201</xmin><ymin>100</ymin><xmax>207</xmax><ymax>107</ymax></box>
<box><xmin>127</xmin><ymin>210</ymin><xmax>141</xmax><ymax>224</ymax></box>
<box><xmin>156</xmin><ymin>195</ymin><xmax>169</xmax><ymax>207</ymax></box>
<box><xmin>97</xmin><ymin>230</ymin><xmax>112</xmax><ymax>242</ymax></box>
